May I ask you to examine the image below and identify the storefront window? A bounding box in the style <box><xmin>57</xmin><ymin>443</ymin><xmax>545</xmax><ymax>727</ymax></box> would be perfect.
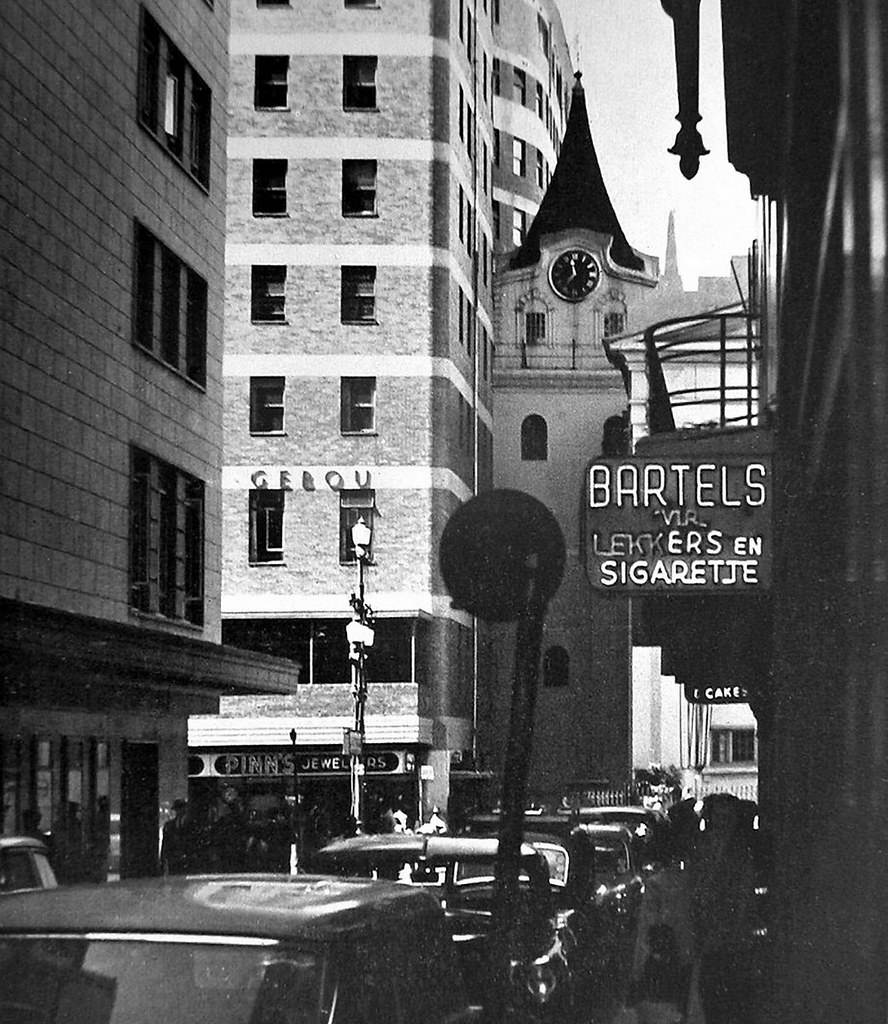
<box><xmin>2</xmin><ymin>736</ymin><xmax>22</xmax><ymax>834</ymax></box>
<box><xmin>34</xmin><ymin>736</ymin><xmax>53</xmax><ymax>835</ymax></box>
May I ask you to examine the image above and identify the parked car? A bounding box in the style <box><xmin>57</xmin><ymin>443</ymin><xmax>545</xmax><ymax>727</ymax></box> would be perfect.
<box><xmin>0</xmin><ymin>836</ymin><xmax>57</xmax><ymax>895</ymax></box>
<box><xmin>574</xmin><ymin>821</ymin><xmax>646</xmax><ymax>1001</ymax></box>
<box><xmin>561</xmin><ymin>805</ymin><xmax>670</xmax><ymax>871</ymax></box>
<box><xmin>0</xmin><ymin>874</ymin><xmax>479</xmax><ymax>1024</ymax></box>
<box><xmin>314</xmin><ymin>832</ymin><xmax>576</xmax><ymax>1022</ymax></box>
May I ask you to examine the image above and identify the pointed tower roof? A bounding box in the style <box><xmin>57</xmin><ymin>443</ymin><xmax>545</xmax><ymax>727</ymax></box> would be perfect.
<box><xmin>661</xmin><ymin>209</ymin><xmax>684</xmax><ymax>290</ymax></box>
<box><xmin>510</xmin><ymin>72</ymin><xmax>644</xmax><ymax>272</ymax></box>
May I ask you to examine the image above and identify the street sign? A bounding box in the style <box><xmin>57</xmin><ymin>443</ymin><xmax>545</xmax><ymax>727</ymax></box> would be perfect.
<box><xmin>586</xmin><ymin>455</ymin><xmax>772</xmax><ymax>593</ymax></box>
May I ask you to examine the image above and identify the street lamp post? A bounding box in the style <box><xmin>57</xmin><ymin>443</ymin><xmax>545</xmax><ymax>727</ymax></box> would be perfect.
<box><xmin>346</xmin><ymin>517</ymin><xmax>374</xmax><ymax>831</ymax></box>
<box><xmin>288</xmin><ymin>728</ymin><xmax>301</xmax><ymax>872</ymax></box>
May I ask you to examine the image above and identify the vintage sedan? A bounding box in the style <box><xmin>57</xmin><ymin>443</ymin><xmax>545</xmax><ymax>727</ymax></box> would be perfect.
<box><xmin>0</xmin><ymin>836</ymin><xmax>57</xmax><ymax>894</ymax></box>
<box><xmin>314</xmin><ymin>832</ymin><xmax>576</xmax><ymax>1022</ymax></box>
<box><xmin>562</xmin><ymin>805</ymin><xmax>670</xmax><ymax>871</ymax></box>
<box><xmin>0</xmin><ymin>875</ymin><xmax>479</xmax><ymax>1024</ymax></box>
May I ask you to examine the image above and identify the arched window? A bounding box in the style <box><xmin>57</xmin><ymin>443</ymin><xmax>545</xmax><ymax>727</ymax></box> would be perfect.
<box><xmin>543</xmin><ymin>646</ymin><xmax>569</xmax><ymax>687</ymax></box>
<box><xmin>521</xmin><ymin>414</ymin><xmax>548</xmax><ymax>460</ymax></box>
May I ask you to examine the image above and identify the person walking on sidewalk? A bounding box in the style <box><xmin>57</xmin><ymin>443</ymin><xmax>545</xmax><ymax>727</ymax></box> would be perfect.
<box><xmin>630</xmin><ymin>800</ymin><xmax>698</xmax><ymax>1023</ymax></box>
<box><xmin>689</xmin><ymin>793</ymin><xmax>757</xmax><ymax>1024</ymax></box>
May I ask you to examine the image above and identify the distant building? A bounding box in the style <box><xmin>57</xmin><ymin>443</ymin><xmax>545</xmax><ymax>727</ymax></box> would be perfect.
<box><xmin>0</xmin><ymin>0</ymin><xmax>295</xmax><ymax>881</ymax></box>
<box><xmin>192</xmin><ymin>0</ymin><xmax>575</xmax><ymax>829</ymax></box>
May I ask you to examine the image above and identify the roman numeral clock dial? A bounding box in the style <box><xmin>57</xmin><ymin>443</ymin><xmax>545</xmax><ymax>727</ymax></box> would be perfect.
<box><xmin>549</xmin><ymin>248</ymin><xmax>601</xmax><ymax>301</ymax></box>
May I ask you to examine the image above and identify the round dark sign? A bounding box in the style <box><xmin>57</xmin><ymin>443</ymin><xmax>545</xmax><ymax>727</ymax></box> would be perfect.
<box><xmin>439</xmin><ymin>489</ymin><xmax>565</xmax><ymax>622</ymax></box>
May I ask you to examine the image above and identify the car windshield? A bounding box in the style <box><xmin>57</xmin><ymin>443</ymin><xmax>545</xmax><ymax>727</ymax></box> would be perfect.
<box><xmin>594</xmin><ymin>843</ymin><xmax>629</xmax><ymax>877</ymax></box>
<box><xmin>0</xmin><ymin>936</ymin><xmax>331</xmax><ymax>1024</ymax></box>
<box><xmin>533</xmin><ymin>845</ymin><xmax>569</xmax><ymax>886</ymax></box>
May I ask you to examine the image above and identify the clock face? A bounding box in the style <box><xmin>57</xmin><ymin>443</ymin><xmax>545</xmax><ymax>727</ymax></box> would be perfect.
<box><xmin>549</xmin><ymin>248</ymin><xmax>601</xmax><ymax>301</ymax></box>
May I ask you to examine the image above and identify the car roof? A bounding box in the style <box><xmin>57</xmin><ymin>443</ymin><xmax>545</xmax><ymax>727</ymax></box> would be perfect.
<box><xmin>575</xmin><ymin>823</ymin><xmax>635</xmax><ymax>845</ymax></box>
<box><xmin>569</xmin><ymin>806</ymin><xmax>666</xmax><ymax>822</ymax></box>
<box><xmin>0</xmin><ymin>836</ymin><xmax>49</xmax><ymax>852</ymax></box>
<box><xmin>0</xmin><ymin>875</ymin><xmax>445</xmax><ymax>940</ymax></box>
<box><xmin>317</xmin><ymin>833</ymin><xmax>539</xmax><ymax>863</ymax></box>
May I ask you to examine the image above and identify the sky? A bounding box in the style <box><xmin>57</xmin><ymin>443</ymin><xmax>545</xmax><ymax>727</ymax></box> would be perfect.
<box><xmin>556</xmin><ymin>0</ymin><xmax>758</xmax><ymax>287</ymax></box>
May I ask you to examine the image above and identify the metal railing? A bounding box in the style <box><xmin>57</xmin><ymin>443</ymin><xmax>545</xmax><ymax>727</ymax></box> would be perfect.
<box><xmin>645</xmin><ymin>308</ymin><xmax>761</xmax><ymax>433</ymax></box>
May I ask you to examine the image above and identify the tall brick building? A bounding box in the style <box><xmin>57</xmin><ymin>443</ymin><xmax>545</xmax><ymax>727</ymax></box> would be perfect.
<box><xmin>190</xmin><ymin>0</ymin><xmax>575</xmax><ymax>832</ymax></box>
<box><xmin>0</xmin><ymin>0</ymin><xmax>296</xmax><ymax>880</ymax></box>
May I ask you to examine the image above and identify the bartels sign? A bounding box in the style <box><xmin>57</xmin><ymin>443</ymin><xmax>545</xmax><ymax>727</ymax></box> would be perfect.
<box><xmin>586</xmin><ymin>456</ymin><xmax>772</xmax><ymax>593</ymax></box>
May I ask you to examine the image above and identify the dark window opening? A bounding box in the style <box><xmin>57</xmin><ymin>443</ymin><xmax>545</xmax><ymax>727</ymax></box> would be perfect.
<box><xmin>254</xmin><ymin>55</ymin><xmax>289</xmax><ymax>108</ymax></box>
<box><xmin>134</xmin><ymin>221</ymin><xmax>207</xmax><ymax>385</ymax></box>
<box><xmin>340</xmin><ymin>377</ymin><xmax>376</xmax><ymax>433</ymax></box>
<box><xmin>250</xmin><ymin>376</ymin><xmax>285</xmax><ymax>433</ymax></box>
<box><xmin>130</xmin><ymin>447</ymin><xmax>204</xmax><ymax>623</ymax></box>
<box><xmin>138</xmin><ymin>11</ymin><xmax>211</xmax><ymax>187</ymax></box>
<box><xmin>249</xmin><ymin>489</ymin><xmax>285</xmax><ymax>563</ymax></box>
<box><xmin>343</xmin><ymin>55</ymin><xmax>378</xmax><ymax>109</ymax></box>
<box><xmin>342</xmin><ymin>159</ymin><xmax>377</xmax><ymax>215</ymax></box>
<box><xmin>521</xmin><ymin>414</ymin><xmax>548</xmax><ymax>460</ymax></box>
<box><xmin>253</xmin><ymin>159</ymin><xmax>288</xmax><ymax>215</ymax></box>
<box><xmin>341</xmin><ymin>266</ymin><xmax>377</xmax><ymax>322</ymax></box>
<box><xmin>525</xmin><ymin>311</ymin><xmax>546</xmax><ymax>346</ymax></box>
<box><xmin>251</xmin><ymin>265</ymin><xmax>287</xmax><ymax>322</ymax></box>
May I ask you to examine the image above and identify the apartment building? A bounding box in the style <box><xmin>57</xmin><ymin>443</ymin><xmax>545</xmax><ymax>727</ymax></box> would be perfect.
<box><xmin>0</xmin><ymin>0</ymin><xmax>295</xmax><ymax>880</ymax></box>
<box><xmin>193</xmin><ymin>0</ymin><xmax>575</xmax><ymax>832</ymax></box>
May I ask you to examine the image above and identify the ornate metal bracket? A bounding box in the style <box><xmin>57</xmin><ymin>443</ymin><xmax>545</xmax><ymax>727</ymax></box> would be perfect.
<box><xmin>661</xmin><ymin>0</ymin><xmax>709</xmax><ymax>179</ymax></box>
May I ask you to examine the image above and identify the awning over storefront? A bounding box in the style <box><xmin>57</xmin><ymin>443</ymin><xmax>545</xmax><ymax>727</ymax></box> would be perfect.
<box><xmin>188</xmin><ymin>713</ymin><xmax>434</xmax><ymax>748</ymax></box>
<box><xmin>0</xmin><ymin>597</ymin><xmax>299</xmax><ymax>711</ymax></box>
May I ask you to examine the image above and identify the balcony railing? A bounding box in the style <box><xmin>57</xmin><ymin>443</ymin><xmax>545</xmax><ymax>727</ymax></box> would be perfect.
<box><xmin>645</xmin><ymin>307</ymin><xmax>761</xmax><ymax>434</ymax></box>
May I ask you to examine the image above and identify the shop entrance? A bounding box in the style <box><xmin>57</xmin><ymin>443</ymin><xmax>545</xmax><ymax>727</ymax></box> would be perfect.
<box><xmin>120</xmin><ymin>741</ymin><xmax>159</xmax><ymax>878</ymax></box>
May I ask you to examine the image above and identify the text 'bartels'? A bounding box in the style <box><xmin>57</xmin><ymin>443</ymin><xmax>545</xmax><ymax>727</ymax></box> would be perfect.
<box><xmin>586</xmin><ymin>456</ymin><xmax>772</xmax><ymax>593</ymax></box>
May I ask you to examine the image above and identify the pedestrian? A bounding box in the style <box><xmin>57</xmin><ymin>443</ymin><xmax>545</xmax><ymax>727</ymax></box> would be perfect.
<box><xmin>160</xmin><ymin>799</ymin><xmax>193</xmax><ymax>875</ymax></box>
<box><xmin>418</xmin><ymin>806</ymin><xmax>447</xmax><ymax>834</ymax></box>
<box><xmin>689</xmin><ymin>793</ymin><xmax>757</xmax><ymax>1024</ymax></box>
<box><xmin>630</xmin><ymin>801</ymin><xmax>698</xmax><ymax>1024</ymax></box>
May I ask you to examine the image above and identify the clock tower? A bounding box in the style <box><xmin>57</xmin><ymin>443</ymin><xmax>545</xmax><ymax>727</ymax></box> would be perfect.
<box><xmin>485</xmin><ymin>73</ymin><xmax>660</xmax><ymax>804</ymax></box>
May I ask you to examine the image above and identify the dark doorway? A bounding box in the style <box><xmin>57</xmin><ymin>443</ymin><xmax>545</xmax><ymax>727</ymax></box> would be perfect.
<box><xmin>120</xmin><ymin>741</ymin><xmax>159</xmax><ymax>878</ymax></box>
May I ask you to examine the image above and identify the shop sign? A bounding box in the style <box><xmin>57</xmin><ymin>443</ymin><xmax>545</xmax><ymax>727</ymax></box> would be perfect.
<box><xmin>685</xmin><ymin>684</ymin><xmax>749</xmax><ymax>704</ymax></box>
<box><xmin>195</xmin><ymin>750</ymin><xmax>403</xmax><ymax>778</ymax></box>
<box><xmin>586</xmin><ymin>456</ymin><xmax>771</xmax><ymax>593</ymax></box>
<box><xmin>251</xmin><ymin>468</ymin><xmax>371</xmax><ymax>492</ymax></box>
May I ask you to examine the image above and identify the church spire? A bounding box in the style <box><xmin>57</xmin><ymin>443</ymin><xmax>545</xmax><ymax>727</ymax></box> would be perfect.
<box><xmin>662</xmin><ymin>209</ymin><xmax>684</xmax><ymax>290</ymax></box>
<box><xmin>510</xmin><ymin>72</ymin><xmax>643</xmax><ymax>271</ymax></box>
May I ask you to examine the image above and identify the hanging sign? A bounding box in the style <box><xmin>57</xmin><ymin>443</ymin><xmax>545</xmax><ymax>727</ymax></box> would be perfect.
<box><xmin>586</xmin><ymin>455</ymin><xmax>771</xmax><ymax>593</ymax></box>
<box><xmin>684</xmin><ymin>684</ymin><xmax>749</xmax><ymax>704</ymax></box>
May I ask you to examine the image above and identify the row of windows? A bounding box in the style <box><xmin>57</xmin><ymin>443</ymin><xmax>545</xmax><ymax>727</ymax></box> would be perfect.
<box><xmin>493</xmin><ymin>201</ymin><xmax>527</xmax><ymax>249</ymax></box>
<box><xmin>250</xmin><ymin>265</ymin><xmax>493</xmax><ymax>372</ymax></box>
<box><xmin>249</xmin><ymin>374</ymin><xmax>492</xmax><ymax>439</ymax></box>
<box><xmin>494</xmin><ymin>129</ymin><xmax>554</xmax><ymax>189</ymax></box>
<box><xmin>455</xmin><ymin>185</ymin><xmax>493</xmax><ymax>285</ymax></box>
<box><xmin>711</xmin><ymin>728</ymin><xmax>757</xmax><ymax>764</ymax></box>
<box><xmin>518</xmin><ymin>410</ymin><xmax>624</xmax><ymax>462</ymax></box>
<box><xmin>138</xmin><ymin>9</ymin><xmax>212</xmax><ymax>190</ymax></box>
<box><xmin>252</xmin><ymin>159</ymin><xmax>494</xmax><ymax>288</ymax></box>
<box><xmin>251</xmin><ymin>376</ymin><xmax>376</xmax><ymax>435</ymax></box>
<box><xmin>519</xmin><ymin>310</ymin><xmax>628</xmax><ymax>349</ymax></box>
<box><xmin>253</xmin><ymin>158</ymin><xmax>377</xmax><ymax>216</ymax></box>
<box><xmin>492</xmin><ymin>58</ymin><xmax>565</xmax><ymax>140</ymax></box>
<box><xmin>249</xmin><ymin>488</ymin><xmax>375</xmax><ymax>565</ymax></box>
